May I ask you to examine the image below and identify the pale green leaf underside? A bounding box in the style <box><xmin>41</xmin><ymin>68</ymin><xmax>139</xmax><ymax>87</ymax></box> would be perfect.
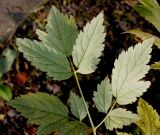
<box><xmin>136</xmin><ymin>98</ymin><xmax>160</xmax><ymax>135</ymax></box>
<box><xmin>0</xmin><ymin>48</ymin><xmax>17</xmax><ymax>76</ymax></box>
<box><xmin>93</xmin><ymin>77</ymin><xmax>112</xmax><ymax>113</ymax></box>
<box><xmin>17</xmin><ymin>38</ymin><xmax>72</xmax><ymax>80</ymax></box>
<box><xmin>59</xmin><ymin>121</ymin><xmax>88</xmax><ymax>135</ymax></box>
<box><xmin>0</xmin><ymin>84</ymin><xmax>12</xmax><ymax>101</ymax></box>
<box><xmin>72</xmin><ymin>12</ymin><xmax>106</xmax><ymax>74</ymax></box>
<box><xmin>151</xmin><ymin>61</ymin><xmax>160</xmax><ymax>70</ymax></box>
<box><xmin>70</xmin><ymin>92</ymin><xmax>87</xmax><ymax>121</ymax></box>
<box><xmin>105</xmin><ymin>108</ymin><xmax>139</xmax><ymax>131</ymax></box>
<box><xmin>37</xmin><ymin>6</ymin><xmax>78</xmax><ymax>56</ymax></box>
<box><xmin>111</xmin><ymin>38</ymin><xmax>154</xmax><ymax>105</ymax></box>
<box><xmin>8</xmin><ymin>92</ymin><xmax>68</xmax><ymax>125</ymax></box>
<box><xmin>135</xmin><ymin>0</ymin><xmax>160</xmax><ymax>32</ymax></box>
<box><xmin>125</xmin><ymin>30</ymin><xmax>160</xmax><ymax>48</ymax></box>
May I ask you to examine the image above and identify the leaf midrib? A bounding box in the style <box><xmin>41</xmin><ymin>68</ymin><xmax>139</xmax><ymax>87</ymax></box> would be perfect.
<box><xmin>21</xmin><ymin>42</ymin><xmax>69</xmax><ymax>70</ymax></box>
<box><xmin>11</xmin><ymin>102</ymin><xmax>68</xmax><ymax>118</ymax></box>
<box><xmin>77</xmin><ymin>17</ymin><xmax>99</xmax><ymax>68</ymax></box>
<box><xmin>115</xmin><ymin>45</ymin><xmax>149</xmax><ymax>99</ymax></box>
<box><xmin>54</xmin><ymin>9</ymin><xmax>68</xmax><ymax>56</ymax></box>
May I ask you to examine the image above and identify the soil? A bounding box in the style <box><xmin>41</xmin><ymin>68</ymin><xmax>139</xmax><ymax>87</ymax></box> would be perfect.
<box><xmin>0</xmin><ymin>0</ymin><xmax>48</xmax><ymax>43</ymax></box>
<box><xmin>0</xmin><ymin>0</ymin><xmax>160</xmax><ymax>135</ymax></box>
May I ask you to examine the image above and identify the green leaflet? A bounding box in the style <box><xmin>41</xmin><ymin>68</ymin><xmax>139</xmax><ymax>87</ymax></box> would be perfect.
<box><xmin>37</xmin><ymin>123</ymin><xmax>56</xmax><ymax>135</ymax></box>
<box><xmin>17</xmin><ymin>38</ymin><xmax>72</xmax><ymax>80</ymax></box>
<box><xmin>0</xmin><ymin>48</ymin><xmax>17</xmax><ymax>76</ymax></box>
<box><xmin>105</xmin><ymin>108</ymin><xmax>139</xmax><ymax>131</ymax></box>
<box><xmin>37</xmin><ymin>120</ymin><xmax>68</xmax><ymax>135</ymax></box>
<box><xmin>93</xmin><ymin>77</ymin><xmax>112</xmax><ymax>113</ymax></box>
<box><xmin>111</xmin><ymin>38</ymin><xmax>154</xmax><ymax>105</ymax></box>
<box><xmin>151</xmin><ymin>61</ymin><xmax>160</xmax><ymax>70</ymax></box>
<box><xmin>136</xmin><ymin>98</ymin><xmax>160</xmax><ymax>135</ymax></box>
<box><xmin>8</xmin><ymin>92</ymin><xmax>68</xmax><ymax>131</ymax></box>
<box><xmin>70</xmin><ymin>92</ymin><xmax>87</xmax><ymax>121</ymax></box>
<box><xmin>72</xmin><ymin>12</ymin><xmax>106</xmax><ymax>74</ymax></box>
<box><xmin>125</xmin><ymin>30</ymin><xmax>160</xmax><ymax>48</ymax></box>
<box><xmin>17</xmin><ymin>6</ymin><xmax>78</xmax><ymax>80</ymax></box>
<box><xmin>135</xmin><ymin>0</ymin><xmax>160</xmax><ymax>32</ymax></box>
<box><xmin>0</xmin><ymin>84</ymin><xmax>12</xmax><ymax>101</ymax></box>
<box><xmin>37</xmin><ymin>6</ymin><xmax>78</xmax><ymax>56</ymax></box>
<box><xmin>59</xmin><ymin>121</ymin><xmax>88</xmax><ymax>135</ymax></box>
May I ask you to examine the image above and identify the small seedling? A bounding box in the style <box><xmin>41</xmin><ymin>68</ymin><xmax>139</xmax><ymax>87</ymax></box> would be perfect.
<box><xmin>0</xmin><ymin>48</ymin><xmax>16</xmax><ymax>101</ymax></box>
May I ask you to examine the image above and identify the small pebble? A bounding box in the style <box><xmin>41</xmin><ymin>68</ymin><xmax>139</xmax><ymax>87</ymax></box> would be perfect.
<box><xmin>7</xmin><ymin>109</ymin><xmax>17</xmax><ymax>117</ymax></box>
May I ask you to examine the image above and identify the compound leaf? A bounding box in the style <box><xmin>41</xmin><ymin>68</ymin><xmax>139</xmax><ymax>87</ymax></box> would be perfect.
<box><xmin>0</xmin><ymin>84</ymin><xmax>12</xmax><ymax>101</ymax></box>
<box><xmin>105</xmin><ymin>108</ymin><xmax>139</xmax><ymax>131</ymax></box>
<box><xmin>59</xmin><ymin>121</ymin><xmax>88</xmax><ymax>135</ymax></box>
<box><xmin>72</xmin><ymin>12</ymin><xmax>106</xmax><ymax>74</ymax></box>
<box><xmin>70</xmin><ymin>92</ymin><xmax>87</xmax><ymax>121</ymax></box>
<box><xmin>136</xmin><ymin>98</ymin><xmax>160</xmax><ymax>135</ymax></box>
<box><xmin>151</xmin><ymin>61</ymin><xmax>160</xmax><ymax>70</ymax></box>
<box><xmin>93</xmin><ymin>77</ymin><xmax>112</xmax><ymax>113</ymax></box>
<box><xmin>125</xmin><ymin>29</ymin><xmax>160</xmax><ymax>48</ymax></box>
<box><xmin>8</xmin><ymin>92</ymin><xmax>68</xmax><ymax>127</ymax></box>
<box><xmin>135</xmin><ymin>0</ymin><xmax>160</xmax><ymax>32</ymax></box>
<box><xmin>17</xmin><ymin>38</ymin><xmax>72</xmax><ymax>80</ymax></box>
<box><xmin>0</xmin><ymin>48</ymin><xmax>17</xmax><ymax>76</ymax></box>
<box><xmin>37</xmin><ymin>6</ymin><xmax>78</xmax><ymax>56</ymax></box>
<box><xmin>111</xmin><ymin>38</ymin><xmax>154</xmax><ymax>105</ymax></box>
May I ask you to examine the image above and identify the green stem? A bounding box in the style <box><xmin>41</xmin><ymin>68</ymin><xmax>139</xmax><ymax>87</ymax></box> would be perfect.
<box><xmin>69</xmin><ymin>58</ymin><xmax>96</xmax><ymax>135</ymax></box>
<box><xmin>74</xmin><ymin>71</ymin><xmax>96</xmax><ymax>134</ymax></box>
<box><xmin>95</xmin><ymin>100</ymin><xmax>117</xmax><ymax>130</ymax></box>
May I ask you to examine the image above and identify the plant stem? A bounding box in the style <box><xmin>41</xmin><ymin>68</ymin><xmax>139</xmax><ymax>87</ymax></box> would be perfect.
<box><xmin>69</xmin><ymin>58</ymin><xmax>96</xmax><ymax>135</ymax></box>
<box><xmin>95</xmin><ymin>100</ymin><xmax>117</xmax><ymax>130</ymax></box>
<box><xmin>74</xmin><ymin>71</ymin><xmax>96</xmax><ymax>134</ymax></box>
